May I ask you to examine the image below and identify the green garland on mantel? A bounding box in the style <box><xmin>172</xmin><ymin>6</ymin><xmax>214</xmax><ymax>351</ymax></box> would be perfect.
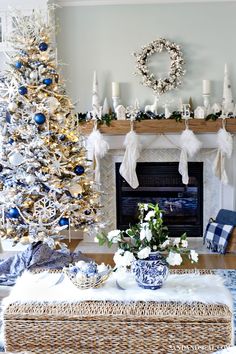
<box><xmin>78</xmin><ymin>110</ymin><xmax>234</xmax><ymax>127</ymax></box>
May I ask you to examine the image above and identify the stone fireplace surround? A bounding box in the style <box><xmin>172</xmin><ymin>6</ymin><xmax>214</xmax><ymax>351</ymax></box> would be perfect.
<box><xmin>79</xmin><ymin>133</ymin><xmax>236</xmax><ymax>253</ymax></box>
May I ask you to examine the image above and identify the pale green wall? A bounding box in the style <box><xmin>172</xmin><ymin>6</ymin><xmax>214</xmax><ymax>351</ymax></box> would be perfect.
<box><xmin>56</xmin><ymin>2</ymin><xmax>236</xmax><ymax>112</ymax></box>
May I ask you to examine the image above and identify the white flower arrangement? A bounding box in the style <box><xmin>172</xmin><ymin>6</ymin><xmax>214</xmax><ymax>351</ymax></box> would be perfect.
<box><xmin>134</xmin><ymin>38</ymin><xmax>185</xmax><ymax>95</ymax></box>
<box><xmin>96</xmin><ymin>203</ymin><xmax>198</xmax><ymax>269</ymax></box>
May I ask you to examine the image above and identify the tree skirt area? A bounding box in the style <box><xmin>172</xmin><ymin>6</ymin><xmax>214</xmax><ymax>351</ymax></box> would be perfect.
<box><xmin>0</xmin><ymin>269</ymin><xmax>235</xmax><ymax>352</ymax></box>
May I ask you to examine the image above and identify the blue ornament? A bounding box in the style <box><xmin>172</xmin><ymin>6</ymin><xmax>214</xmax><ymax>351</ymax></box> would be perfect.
<box><xmin>18</xmin><ymin>86</ymin><xmax>28</xmax><ymax>95</ymax></box>
<box><xmin>8</xmin><ymin>138</ymin><xmax>14</xmax><ymax>145</ymax></box>
<box><xmin>43</xmin><ymin>78</ymin><xmax>52</xmax><ymax>86</ymax></box>
<box><xmin>15</xmin><ymin>61</ymin><xmax>22</xmax><ymax>69</ymax></box>
<box><xmin>59</xmin><ymin>217</ymin><xmax>69</xmax><ymax>227</ymax></box>
<box><xmin>39</xmin><ymin>42</ymin><xmax>48</xmax><ymax>51</ymax></box>
<box><xmin>74</xmin><ymin>165</ymin><xmax>85</xmax><ymax>176</ymax></box>
<box><xmin>8</xmin><ymin>207</ymin><xmax>20</xmax><ymax>218</ymax></box>
<box><xmin>58</xmin><ymin>134</ymin><xmax>66</xmax><ymax>141</ymax></box>
<box><xmin>6</xmin><ymin>111</ymin><xmax>11</xmax><ymax>123</ymax></box>
<box><xmin>34</xmin><ymin>113</ymin><xmax>46</xmax><ymax>125</ymax></box>
<box><xmin>84</xmin><ymin>210</ymin><xmax>91</xmax><ymax>215</ymax></box>
<box><xmin>77</xmin><ymin>193</ymin><xmax>83</xmax><ymax>200</ymax></box>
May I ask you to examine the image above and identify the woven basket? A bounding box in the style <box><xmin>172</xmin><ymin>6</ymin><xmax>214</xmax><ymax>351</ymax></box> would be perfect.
<box><xmin>4</xmin><ymin>301</ymin><xmax>232</xmax><ymax>354</ymax></box>
<box><xmin>64</xmin><ymin>266</ymin><xmax>112</xmax><ymax>289</ymax></box>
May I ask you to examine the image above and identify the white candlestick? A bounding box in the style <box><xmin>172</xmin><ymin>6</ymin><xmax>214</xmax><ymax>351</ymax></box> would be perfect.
<box><xmin>112</xmin><ymin>82</ymin><xmax>120</xmax><ymax>97</ymax></box>
<box><xmin>202</xmin><ymin>80</ymin><xmax>211</xmax><ymax>95</ymax></box>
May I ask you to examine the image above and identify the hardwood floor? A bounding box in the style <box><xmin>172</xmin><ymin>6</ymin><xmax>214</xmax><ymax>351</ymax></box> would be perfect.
<box><xmin>85</xmin><ymin>253</ymin><xmax>236</xmax><ymax>269</ymax></box>
<box><xmin>65</xmin><ymin>239</ymin><xmax>236</xmax><ymax>269</ymax></box>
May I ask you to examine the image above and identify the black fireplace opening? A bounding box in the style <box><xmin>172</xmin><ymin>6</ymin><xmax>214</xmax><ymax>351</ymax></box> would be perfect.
<box><xmin>116</xmin><ymin>162</ymin><xmax>203</xmax><ymax>237</ymax></box>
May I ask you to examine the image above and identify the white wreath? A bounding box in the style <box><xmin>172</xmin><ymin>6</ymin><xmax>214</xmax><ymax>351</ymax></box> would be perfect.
<box><xmin>134</xmin><ymin>38</ymin><xmax>185</xmax><ymax>95</ymax></box>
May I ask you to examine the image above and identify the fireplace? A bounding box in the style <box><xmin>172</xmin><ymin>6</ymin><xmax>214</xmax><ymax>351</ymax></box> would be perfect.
<box><xmin>116</xmin><ymin>162</ymin><xmax>203</xmax><ymax>237</ymax></box>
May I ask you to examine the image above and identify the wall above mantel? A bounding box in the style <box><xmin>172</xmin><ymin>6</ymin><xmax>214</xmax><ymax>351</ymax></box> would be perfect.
<box><xmin>57</xmin><ymin>0</ymin><xmax>236</xmax><ymax>6</ymax></box>
<box><xmin>80</xmin><ymin>118</ymin><xmax>236</xmax><ymax>135</ymax></box>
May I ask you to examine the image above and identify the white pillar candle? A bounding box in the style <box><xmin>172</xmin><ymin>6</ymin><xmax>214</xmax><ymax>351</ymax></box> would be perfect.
<box><xmin>112</xmin><ymin>82</ymin><xmax>120</xmax><ymax>97</ymax></box>
<box><xmin>202</xmin><ymin>80</ymin><xmax>211</xmax><ymax>95</ymax></box>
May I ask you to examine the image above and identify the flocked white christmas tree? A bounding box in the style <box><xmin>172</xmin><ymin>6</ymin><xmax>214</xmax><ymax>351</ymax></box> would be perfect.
<box><xmin>0</xmin><ymin>9</ymin><xmax>101</xmax><ymax>247</ymax></box>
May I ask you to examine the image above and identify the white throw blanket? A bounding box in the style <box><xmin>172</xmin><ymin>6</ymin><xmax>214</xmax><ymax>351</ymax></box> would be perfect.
<box><xmin>3</xmin><ymin>271</ymin><xmax>233</xmax><ymax>309</ymax></box>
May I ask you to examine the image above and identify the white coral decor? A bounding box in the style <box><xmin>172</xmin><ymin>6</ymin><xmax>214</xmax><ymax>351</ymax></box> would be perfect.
<box><xmin>166</xmin><ymin>252</ymin><xmax>183</xmax><ymax>266</ymax></box>
<box><xmin>113</xmin><ymin>249</ymin><xmax>135</xmax><ymax>268</ymax></box>
<box><xmin>137</xmin><ymin>246</ymin><xmax>151</xmax><ymax>259</ymax></box>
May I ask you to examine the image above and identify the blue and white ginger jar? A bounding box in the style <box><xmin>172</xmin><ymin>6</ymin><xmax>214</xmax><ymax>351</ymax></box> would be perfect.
<box><xmin>133</xmin><ymin>252</ymin><xmax>169</xmax><ymax>290</ymax></box>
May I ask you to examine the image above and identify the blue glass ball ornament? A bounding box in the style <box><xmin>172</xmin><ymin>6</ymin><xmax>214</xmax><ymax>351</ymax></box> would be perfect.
<box><xmin>8</xmin><ymin>207</ymin><xmax>20</xmax><ymax>218</ymax></box>
<box><xmin>58</xmin><ymin>134</ymin><xmax>66</xmax><ymax>141</ymax></box>
<box><xmin>34</xmin><ymin>113</ymin><xmax>46</xmax><ymax>125</ymax></box>
<box><xmin>15</xmin><ymin>61</ymin><xmax>22</xmax><ymax>69</ymax></box>
<box><xmin>39</xmin><ymin>42</ymin><xmax>48</xmax><ymax>51</ymax></box>
<box><xmin>74</xmin><ymin>165</ymin><xmax>85</xmax><ymax>176</ymax></box>
<box><xmin>8</xmin><ymin>138</ymin><xmax>14</xmax><ymax>145</ymax></box>
<box><xmin>43</xmin><ymin>78</ymin><xmax>52</xmax><ymax>86</ymax></box>
<box><xmin>59</xmin><ymin>217</ymin><xmax>69</xmax><ymax>227</ymax></box>
<box><xmin>6</xmin><ymin>111</ymin><xmax>11</xmax><ymax>123</ymax></box>
<box><xmin>18</xmin><ymin>86</ymin><xmax>28</xmax><ymax>95</ymax></box>
<box><xmin>84</xmin><ymin>210</ymin><xmax>91</xmax><ymax>216</ymax></box>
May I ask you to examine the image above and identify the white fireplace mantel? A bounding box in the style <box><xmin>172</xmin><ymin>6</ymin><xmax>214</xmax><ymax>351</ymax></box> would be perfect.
<box><xmin>100</xmin><ymin>133</ymin><xmax>236</xmax><ymax>211</ymax></box>
<box><xmin>79</xmin><ymin>133</ymin><xmax>236</xmax><ymax>253</ymax></box>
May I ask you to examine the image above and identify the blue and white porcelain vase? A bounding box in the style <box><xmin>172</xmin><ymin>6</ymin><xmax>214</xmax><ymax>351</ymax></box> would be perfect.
<box><xmin>133</xmin><ymin>252</ymin><xmax>169</xmax><ymax>290</ymax></box>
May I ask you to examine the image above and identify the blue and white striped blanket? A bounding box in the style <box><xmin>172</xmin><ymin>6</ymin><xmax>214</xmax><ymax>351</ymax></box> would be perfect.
<box><xmin>204</xmin><ymin>222</ymin><xmax>233</xmax><ymax>254</ymax></box>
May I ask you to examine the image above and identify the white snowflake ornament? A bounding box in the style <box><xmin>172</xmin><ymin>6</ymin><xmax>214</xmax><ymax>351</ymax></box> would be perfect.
<box><xmin>33</xmin><ymin>196</ymin><xmax>57</xmax><ymax>222</ymax></box>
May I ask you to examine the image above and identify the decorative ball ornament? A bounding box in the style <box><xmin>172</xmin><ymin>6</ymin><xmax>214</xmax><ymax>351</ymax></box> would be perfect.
<box><xmin>59</xmin><ymin>217</ymin><xmax>69</xmax><ymax>227</ymax></box>
<box><xmin>74</xmin><ymin>165</ymin><xmax>85</xmax><ymax>176</ymax></box>
<box><xmin>39</xmin><ymin>42</ymin><xmax>48</xmax><ymax>51</ymax></box>
<box><xmin>59</xmin><ymin>134</ymin><xmax>66</xmax><ymax>141</ymax></box>
<box><xmin>44</xmin><ymin>97</ymin><xmax>60</xmax><ymax>113</ymax></box>
<box><xmin>25</xmin><ymin>175</ymin><xmax>36</xmax><ymax>184</ymax></box>
<box><xmin>34</xmin><ymin>113</ymin><xmax>46</xmax><ymax>125</ymax></box>
<box><xmin>134</xmin><ymin>38</ymin><xmax>185</xmax><ymax>95</ymax></box>
<box><xmin>68</xmin><ymin>183</ymin><xmax>83</xmax><ymax>197</ymax></box>
<box><xmin>9</xmin><ymin>152</ymin><xmax>24</xmax><ymax>166</ymax></box>
<box><xmin>8</xmin><ymin>207</ymin><xmax>20</xmax><ymax>218</ymax></box>
<box><xmin>43</xmin><ymin>78</ymin><xmax>53</xmax><ymax>86</ymax></box>
<box><xmin>84</xmin><ymin>210</ymin><xmax>91</xmax><ymax>215</ymax></box>
<box><xmin>8</xmin><ymin>102</ymin><xmax>18</xmax><ymax>113</ymax></box>
<box><xmin>8</xmin><ymin>138</ymin><xmax>14</xmax><ymax>145</ymax></box>
<box><xmin>30</xmin><ymin>71</ymin><xmax>38</xmax><ymax>80</ymax></box>
<box><xmin>18</xmin><ymin>86</ymin><xmax>28</xmax><ymax>95</ymax></box>
<box><xmin>15</xmin><ymin>61</ymin><xmax>22</xmax><ymax>69</ymax></box>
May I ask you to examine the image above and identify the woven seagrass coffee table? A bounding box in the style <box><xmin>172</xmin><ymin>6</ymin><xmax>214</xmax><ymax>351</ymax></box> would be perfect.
<box><xmin>3</xmin><ymin>270</ymin><xmax>233</xmax><ymax>354</ymax></box>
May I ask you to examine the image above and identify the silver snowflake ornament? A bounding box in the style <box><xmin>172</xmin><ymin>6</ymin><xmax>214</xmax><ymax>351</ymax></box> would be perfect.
<box><xmin>51</xmin><ymin>153</ymin><xmax>67</xmax><ymax>176</ymax></box>
<box><xmin>33</xmin><ymin>196</ymin><xmax>57</xmax><ymax>222</ymax></box>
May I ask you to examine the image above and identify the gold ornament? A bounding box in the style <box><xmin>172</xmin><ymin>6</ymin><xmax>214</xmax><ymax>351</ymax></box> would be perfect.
<box><xmin>20</xmin><ymin>236</ymin><xmax>30</xmax><ymax>245</ymax></box>
<box><xmin>68</xmin><ymin>183</ymin><xmax>83</xmax><ymax>197</ymax></box>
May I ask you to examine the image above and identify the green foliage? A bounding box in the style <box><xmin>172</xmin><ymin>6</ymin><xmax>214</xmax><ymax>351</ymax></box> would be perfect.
<box><xmin>205</xmin><ymin>112</ymin><xmax>222</xmax><ymax>121</ymax></box>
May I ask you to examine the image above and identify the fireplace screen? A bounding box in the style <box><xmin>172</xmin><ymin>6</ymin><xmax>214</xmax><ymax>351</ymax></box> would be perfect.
<box><xmin>116</xmin><ymin>162</ymin><xmax>203</xmax><ymax>237</ymax></box>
